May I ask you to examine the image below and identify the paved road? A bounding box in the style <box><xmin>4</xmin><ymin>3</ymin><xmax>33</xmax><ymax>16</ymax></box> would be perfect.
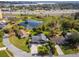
<box><xmin>3</xmin><ymin>34</ymin><xmax>32</xmax><ymax>57</ymax></box>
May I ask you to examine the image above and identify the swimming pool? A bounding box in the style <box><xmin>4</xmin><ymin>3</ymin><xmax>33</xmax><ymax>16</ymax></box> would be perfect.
<box><xmin>19</xmin><ymin>19</ymin><xmax>43</xmax><ymax>29</ymax></box>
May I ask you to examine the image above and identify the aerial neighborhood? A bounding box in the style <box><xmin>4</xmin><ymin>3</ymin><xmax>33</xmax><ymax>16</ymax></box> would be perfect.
<box><xmin>0</xmin><ymin>1</ymin><xmax>79</xmax><ymax>57</ymax></box>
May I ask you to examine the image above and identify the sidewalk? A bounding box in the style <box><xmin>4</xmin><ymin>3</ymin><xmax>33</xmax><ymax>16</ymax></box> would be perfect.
<box><xmin>0</xmin><ymin>47</ymin><xmax>6</xmax><ymax>51</ymax></box>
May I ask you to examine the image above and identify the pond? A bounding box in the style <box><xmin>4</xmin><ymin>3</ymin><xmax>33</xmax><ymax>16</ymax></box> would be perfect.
<box><xmin>19</xmin><ymin>19</ymin><xmax>43</xmax><ymax>29</ymax></box>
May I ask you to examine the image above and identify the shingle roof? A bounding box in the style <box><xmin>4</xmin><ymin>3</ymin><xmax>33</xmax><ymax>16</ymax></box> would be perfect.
<box><xmin>40</xmin><ymin>34</ymin><xmax>49</xmax><ymax>41</ymax></box>
<box><xmin>32</xmin><ymin>36</ymin><xmax>41</xmax><ymax>42</ymax></box>
<box><xmin>32</xmin><ymin>33</ymin><xmax>48</xmax><ymax>43</ymax></box>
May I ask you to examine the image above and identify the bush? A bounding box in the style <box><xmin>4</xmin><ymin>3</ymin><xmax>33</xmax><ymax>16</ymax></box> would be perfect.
<box><xmin>0</xmin><ymin>31</ymin><xmax>3</xmax><ymax>42</ymax></box>
<box><xmin>26</xmin><ymin>45</ymin><xmax>30</xmax><ymax>53</ymax></box>
<box><xmin>3</xmin><ymin>29</ymin><xmax>10</xmax><ymax>34</ymax></box>
<box><xmin>38</xmin><ymin>45</ymin><xmax>49</xmax><ymax>55</ymax></box>
<box><xmin>47</xmin><ymin>41</ymin><xmax>55</xmax><ymax>54</ymax></box>
<box><xmin>19</xmin><ymin>26</ymin><xmax>25</xmax><ymax>29</ymax></box>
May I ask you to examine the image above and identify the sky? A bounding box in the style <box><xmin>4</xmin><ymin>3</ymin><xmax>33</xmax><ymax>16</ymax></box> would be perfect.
<box><xmin>0</xmin><ymin>0</ymin><xmax>79</xmax><ymax>1</ymax></box>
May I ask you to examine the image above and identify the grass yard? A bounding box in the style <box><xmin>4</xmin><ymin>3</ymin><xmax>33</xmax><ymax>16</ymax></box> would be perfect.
<box><xmin>31</xmin><ymin>31</ymin><xmax>38</xmax><ymax>35</ymax></box>
<box><xmin>4</xmin><ymin>23</ymin><xmax>12</xmax><ymax>29</ymax></box>
<box><xmin>43</xmin><ymin>31</ymin><xmax>50</xmax><ymax>36</ymax></box>
<box><xmin>18</xmin><ymin>19</ymin><xmax>24</xmax><ymax>23</ymax></box>
<box><xmin>0</xmin><ymin>51</ymin><xmax>9</xmax><ymax>57</ymax></box>
<box><xmin>0</xmin><ymin>42</ymin><xmax>5</xmax><ymax>47</ymax></box>
<box><xmin>6</xmin><ymin>49</ymin><xmax>14</xmax><ymax>57</ymax></box>
<box><xmin>9</xmin><ymin>35</ymin><xmax>30</xmax><ymax>52</ymax></box>
<box><xmin>54</xmin><ymin>49</ymin><xmax>58</xmax><ymax>56</ymax></box>
<box><xmin>61</xmin><ymin>46</ymin><xmax>79</xmax><ymax>55</ymax></box>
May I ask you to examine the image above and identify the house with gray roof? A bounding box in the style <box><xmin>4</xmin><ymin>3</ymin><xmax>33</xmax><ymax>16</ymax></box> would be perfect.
<box><xmin>0</xmin><ymin>20</ymin><xmax>7</xmax><ymax>29</ymax></box>
<box><xmin>30</xmin><ymin>33</ymin><xmax>49</xmax><ymax>55</ymax></box>
<box><xmin>31</xmin><ymin>33</ymin><xmax>49</xmax><ymax>44</ymax></box>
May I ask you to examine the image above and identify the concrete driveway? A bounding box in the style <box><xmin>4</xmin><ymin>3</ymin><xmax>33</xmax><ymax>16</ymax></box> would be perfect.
<box><xmin>3</xmin><ymin>34</ymin><xmax>32</xmax><ymax>57</ymax></box>
<box><xmin>31</xmin><ymin>44</ymin><xmax>41</xmax><ymax>56</ymax></box>
<box><xmin>55</xmin><ymin>45</ymin><xmax>64</xmax><ymax>56</ymax></box>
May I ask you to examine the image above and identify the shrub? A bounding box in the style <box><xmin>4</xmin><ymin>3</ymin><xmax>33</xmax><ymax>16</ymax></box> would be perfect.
<box><xmin>38</xmin><ymin>45</ymin><xmax>49</xmax><ymax>55</ymax></box>
<box><xmin>0</xmin><ymin>31</ymin><xmax>3</xmax><ymax>42</ymax></box>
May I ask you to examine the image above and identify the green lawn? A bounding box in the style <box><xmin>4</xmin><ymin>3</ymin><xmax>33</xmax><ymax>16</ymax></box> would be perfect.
<box><xmin>0</xmin><ymin>42</ymin><xmax>5</xmax><ymax>47</ymax></box>
<box><xmin>4</xmin><ymin>23</ymin><xmax>13</xmax><ymax>29</ymax></box>
<box><xmin>6</xmin><ymin>49</ymin><xmax>14</xmax><ymax>57</ymax></box>
<box><xmin>0</xmin><ymin>51</ymin><xmax>9</xmax><ymax>57</ymax></box>
<box><xmin>61</xmin><ymin>46</ymin><xmax>79</xmax><ymax>54</ymax></box>
<box><xmin>54</xmin><ymin>49</ymin><xmax>58</xmax><ymax>56</ymax></box>
<box><xmin>27</xmin><ymin>15</ymin><xmax>54</xmax><ymax>23</ymax></box>
<box><xmin>43</xmin><ymin>31</ymin><xmax>50</xmax><ymax>36</ymax></box>
<box><xmin>9</xmin><ymin>36</ymin><xmax>30</xmax><ymax>52</ymax></box>
<box><xmin>18</xmin><ymin>19</ymin><xmax>24</xmax><ymax>23</ymax></box>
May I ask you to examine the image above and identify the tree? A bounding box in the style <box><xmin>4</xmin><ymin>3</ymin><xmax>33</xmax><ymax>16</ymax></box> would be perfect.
<box><xmin>62</xmin><ymin>19</ymin><xmax>79</xmax><ymax>32</ymax></box>
<box><xmin>47</xmin><ymin>41</ymin><xmax>55</xmax><ymax>54</ymax></box>
<box><xmin>74</xmin><ymin>12</ymin><xmax>79</xmax><ymax>20</ymax></box>
<box><xmin>32</xmin><ymin>28</ymin><xmax>37</xmax><ymax>32</ymax></box>
<box><xmin>19</xmin><ymin>26</ymin><xmax>25</xmax><ymax>29</ymax></box>
<box><xmin>41</xmin><ymin>25</ymin><xmax>46</xmax><ymax>31</ymax></box>
<box><xmin>3</xmin><ymin>28</ymin><xmax>10</xmax><ymax>34</ymax></box>
<box><xmin>66</xmin><ymin>32</ymin><xmax>79</xmax><ymax>48</ymax></box>
<box><xmin>0</xmin><ymin>31</ymin><xmax>3</xmax><ymax>42</ymax></box>
<box><xmin>73</xmin><ymin>21</ymin><xmax>79</xmax><ymax>31</ymax></box>
<box><xmin>61</xmin><ymin>31</ymin><xmax>67</xmax><ymax>37</ymax></box>
<box><xmin>38</xmin><ymin>45</ymin><xmax>49</xmax><ymax>55</ymax></box>
<box><xmin>62</xmin><ymin>20</ymin><xmax>73</xmax><ymax>30</ymax></box>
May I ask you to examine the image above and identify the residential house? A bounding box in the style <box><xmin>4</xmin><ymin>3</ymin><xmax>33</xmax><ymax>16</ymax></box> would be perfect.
<box><xmin>50</xmin><ymin>36</ymin><xmax>65</xmax><ymax>45</ymax></box>
<box><xmin>0</xmin><ymin>20</ymin><xmax>7</xmax><ymax>29</ymax></box>
<box><xmin>31</xmin><ymin>33</ymin><xmax>49</xmax><ymax>44</ymax></box>
<box><xmin>31</xmin><ymin>33</ymin><xmax>49</xmax><ymax>55</ymax></box>
<box><xmin>18</xmin><ymin>29</ymin><xmax>30</xmax><ymax>38</ymax></box>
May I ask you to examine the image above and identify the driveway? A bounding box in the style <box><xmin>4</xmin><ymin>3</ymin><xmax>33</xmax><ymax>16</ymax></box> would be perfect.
<box><xmin>3</xmin><ymin>34</ymin><xmax>32</xmax><ymax>57</ymax></box>
<box><xmin>31</xmin><ymin>44</ymin><xmax>41</xmax><ymax>55</ymax></box>
<box><xmin>55</xmin><ymin>45</ymin><xmax>64</xmax><ymax>56</ymax></box>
